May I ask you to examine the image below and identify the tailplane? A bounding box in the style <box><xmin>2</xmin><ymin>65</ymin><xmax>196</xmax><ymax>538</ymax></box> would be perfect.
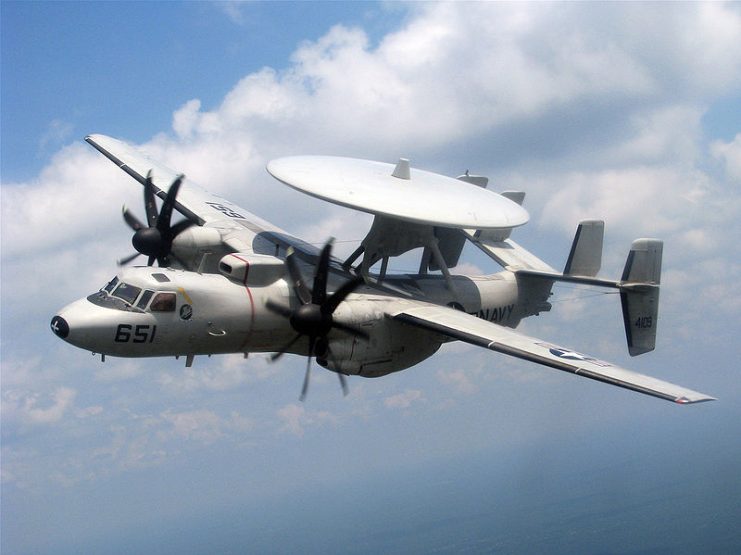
<box><xmin>510</xmin><ymin>222</ymin><xmax>663</xmax><ymax>356</ymax></box>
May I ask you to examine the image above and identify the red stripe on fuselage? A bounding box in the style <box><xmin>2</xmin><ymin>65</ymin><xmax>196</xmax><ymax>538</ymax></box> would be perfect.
<box><xmin>232</xmin><ymin>254</ymin><xmax>256</xmax><ymax>350</ymax></box>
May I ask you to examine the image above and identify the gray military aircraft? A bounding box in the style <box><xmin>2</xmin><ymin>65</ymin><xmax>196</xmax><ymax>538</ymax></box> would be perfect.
<box><xmin>50</xmin><ymin>134</ymin><xmax>714</xmax><ymax>403</ymax></box>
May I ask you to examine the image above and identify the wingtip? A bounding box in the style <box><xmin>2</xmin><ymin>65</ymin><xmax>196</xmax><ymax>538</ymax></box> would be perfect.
<box><xmin>675</xmin><ymin>395</ymin><xmax>716</xmax><ymax>404</ymax></box>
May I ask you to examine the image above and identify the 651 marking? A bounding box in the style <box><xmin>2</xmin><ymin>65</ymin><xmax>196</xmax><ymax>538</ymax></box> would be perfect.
<box><xmin>115</xmin><ymin>324</ymin><xmax>157</xmax><ymax>343</ymax></box>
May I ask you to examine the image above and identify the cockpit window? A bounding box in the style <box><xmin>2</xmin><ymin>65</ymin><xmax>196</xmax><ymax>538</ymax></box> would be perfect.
<box><xmin>136</xmin><ymin>289</ymin><xmax>155</xmax><ymax>310</ymax></box>
<box><xmin>103</xmin><ymin>277</ymin><xmax>119</xmax><ymax>294</ymax></box>
<box><xmin>112</xmin><ymin>282</ymin><xmax>142</xmax><ymax>305</ymax></box>
<box><xmin>150</xmin><ymin>292</ymin><xmax>176</xmax><ymax>312</ymax></box>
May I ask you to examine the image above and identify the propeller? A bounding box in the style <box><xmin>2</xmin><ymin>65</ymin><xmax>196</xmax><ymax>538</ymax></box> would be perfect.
<box><xmin>266</xmin><ymin>239</ymin><xmax>368</xmax><ymax>401</ymax></box>
<box><xmin>119</xmin><ymin>170</ymin><xmax>195</xmax><ymax>266</ymax></box>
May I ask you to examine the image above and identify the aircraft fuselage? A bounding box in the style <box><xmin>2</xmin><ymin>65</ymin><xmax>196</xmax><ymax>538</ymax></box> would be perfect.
<box><xmin>51</xmin><ymin>264</ymin><xmax>533</xmax><ymax>377</ymax></box>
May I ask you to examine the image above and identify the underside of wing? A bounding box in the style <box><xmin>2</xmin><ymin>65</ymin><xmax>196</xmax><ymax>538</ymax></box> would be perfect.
<box><xmin>391</xmin><ymin>303</ymin><xmax>714</xmax><ymax>404</ymax></box>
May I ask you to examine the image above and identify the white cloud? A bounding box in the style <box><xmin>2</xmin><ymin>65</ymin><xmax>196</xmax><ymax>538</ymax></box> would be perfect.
<box><xmin>19</xmin><ymin>387</ymin><xmax>77</xmax><ymax>425</ymax></box>
<box><xmin>712</xmin><ymin>133</ymin><xmax>741</xmax><ymax>181</ymax></box>
<box><xmin>277</xmin><ymin>403</ymin><xmax>337</xmax><ymax>437</ymax></box>
<box><xmin>384</xmin><ymin>389</ymin><xmax>424</xmax><ymax>409</ymax></box>
<box><xmin>160</xmin><ymin>409</ymin><xmax>225</xmax><ymax>443</ymax></box>
<box><xmin>75</xmin><ymin>405</ymin><xmax>104</xmax><ymax>419</ymax></box>
<box><xmin>158</xmin><ymin>353</ymin><xmax>278</xmax><ymax>393</ymax></box>
<box><xmin>94</xmin><ymin>360</ymin><xmax>146</xmax><ymax>383</ymax></box>
<box><xmin>277</xmin><ymin>403</ymin><xmax>305</xmax><ymax>436</ymax></box>
<box><xmin>39</xmin><ymin>119</ymin><xmax>74</xmax><ymax>153</ymax></box>
<box><xmin>220</xmin><ymin>1</ymin><xmax>249</xmax><ymax>26</ymax></box>
<box><xmin>5</xmin><ymin>3</ymin><xmax>740</xmax><ymax>264</ymax></box>
<box><xmin>538</xmin><ymin>165</ymin><xmax>716</xmax><ymax>239</ymax></box>
<box><xmin>437</xmin><ymin>369</ymin><xmax>477</xmax><ymax>395</ymax></box>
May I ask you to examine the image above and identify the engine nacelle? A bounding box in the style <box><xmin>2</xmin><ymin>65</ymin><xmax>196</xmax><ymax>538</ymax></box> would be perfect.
<box><xmin>171</xmin><ymin>225</ymin><xmax>223</xmax><ymax>251</ymax></box>
<box><xmin>219</xmin><ymin>253</ymin><xmax>285</xmax><ymax>287</ymax></box>
<box><xmin>318</xmin><ymin>313</ymin><xmax>442</xmax><ymax>377</ymax></box>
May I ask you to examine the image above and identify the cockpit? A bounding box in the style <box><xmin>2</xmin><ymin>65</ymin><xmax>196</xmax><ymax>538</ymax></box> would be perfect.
<box><xmin>88</xmin><ymin>274</ymin><xmax>177</xmax><ymax>313</ymax></box>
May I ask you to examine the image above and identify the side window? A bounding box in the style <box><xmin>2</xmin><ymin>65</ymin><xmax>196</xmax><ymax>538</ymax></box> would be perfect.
<box><xmin>150</xmin><ymin>292</ymin><xmax>176</xmax><ymax>312</ymax></box>
<box><xmin>136</xmin><ymin>290</ymin><xmax>155</xmax><ymax>310</ymax></box>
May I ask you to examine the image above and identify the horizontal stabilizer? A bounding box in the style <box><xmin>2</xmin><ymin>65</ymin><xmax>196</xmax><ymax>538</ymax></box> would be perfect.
<box><xmin>513</xmin><ymin>231</ymin><xmax>664</xmax><ymax>357</ymax></box>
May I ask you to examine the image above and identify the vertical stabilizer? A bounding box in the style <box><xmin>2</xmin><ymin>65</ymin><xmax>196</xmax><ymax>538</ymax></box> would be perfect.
<box><xmin>620</xmin><ymin>239</ymin><xmax>662</xmax><ymax>356</ymax></box>
<box><xmin>564</xmin><ymin>220</ymin><xmax>604</xmax><ymax>277</ymax></box>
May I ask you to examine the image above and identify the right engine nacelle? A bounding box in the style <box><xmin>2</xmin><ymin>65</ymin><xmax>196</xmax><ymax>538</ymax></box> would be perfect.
<box><xmin>318</xmin><ymin>307</ymin><xmax>442</xmax><ymax>377</ymax></box>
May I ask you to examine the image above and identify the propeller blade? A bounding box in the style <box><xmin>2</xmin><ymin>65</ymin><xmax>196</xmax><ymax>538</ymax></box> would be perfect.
<box><xmin>147</xmin><ymin>255</ymin><xmax>156</xmax><ymax>266</ymax></box>
<box><xmin>117</xmin><ymin>252</ymin><xmax>141</xmax><ymax>266</ymax></box>
<box><xmin>312</xmin><ymin>239</ymin><xmax>334</xmax><ymax>306</ymax></box>
<box><xmin>270</xmin><ymin>333</ymin><xmax>303</xmax><ymax>361</ymax></box>
<box><xmin>338</xmin><ymin>373</ymin><xmax>349</xmax><ymax>397</ymax></box>
<box><xmin>285</xmin><ymin>248</ymin><xmax>312</xmax><ymax>305</ymax></box>
<box><xmin>323</xmin><ymin>276</ymin><xmax>364</xmax><ymax>315</ymax></box>
<box><xmin>170</xmin><ymin>218</ymin><xmax>196</xmax><ymax>237</ymax></box>
<box><xmin>122</xmin><ymin>207</ymin><xmax>145</xmax><ymax>231</ymax></box>
<box><xmin>157</xmin><ymin>174</ymin><xmax>184</xmax><ymax>233</ymax></box>
<box><xmin>144</xmin><ymin>170</ymin><xmax>158</xmax><ymax>228</ymax></box>
<box><xmin>299</xmin><ymin>336</ymin><xmax>316</xmax><ymax>402</ymax></box>
<box><xmin>324</xmin><ymin>344</ymin><xmax>350</xmax><ymax>398</ymax></box>
<box><xmin>265</xmin><ymin>300</ymin><xmax>293</xmax><ymax>319</ymax></box>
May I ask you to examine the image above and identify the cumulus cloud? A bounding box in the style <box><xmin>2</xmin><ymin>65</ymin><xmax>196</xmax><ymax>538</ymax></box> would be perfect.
<box><xmin>39</xmin><ymin>119</ymin><xmax>75</xmax><ymax>154</ymax></box>
<box><xmin>158</xmin><ymin>353</ymin><xmax>279</xmax><ymax>393</ymax></box>
<box><xmin>16</xmin><ymin>387</ymin><xmax>77</xmax><ymax>425</ymax></box>
<box><xmin>712</xmin><ymin>133</ymin><xmax>741</xmax><ymax>181</ymax></box>
<box><xmin>160</xmin><ymin>409</ymin><xmax>225</xmax><ymax>443</ymax></box>
<box><xmin>384</xmin><ymin>389</ymin><xmax>424</xmax><ymax>409</ymax></box>
<box><xmin>159</xmin><ymin>409</ymin><xmax>255</xmax><ymax>443</ymax></box>
<box><xmin>277</xmin><ymin>403</ymin><xmax>337</xmax><ymax>437</ymax></box>
<box><xmin>5</xmin><ymin>3</ymin><xmax>741</xmax><ymax>259</ymax></box>
<box><xmin>437</xmin><ymin>369</ymin><xmax>478</xmax><ymax>395</ymax></box>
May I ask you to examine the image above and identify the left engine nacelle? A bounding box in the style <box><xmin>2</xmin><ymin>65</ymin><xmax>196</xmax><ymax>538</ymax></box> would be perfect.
<box><xmin>171</xmin><ymin>225</ymin><xmax>223</xmax><ymax>251</ymax></box>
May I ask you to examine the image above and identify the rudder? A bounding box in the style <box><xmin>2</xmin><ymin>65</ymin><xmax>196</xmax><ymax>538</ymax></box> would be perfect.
<box><xmin>620</xmin><ymin>239</ymin><xmax>662</xmax><ymax>356</ymax></box>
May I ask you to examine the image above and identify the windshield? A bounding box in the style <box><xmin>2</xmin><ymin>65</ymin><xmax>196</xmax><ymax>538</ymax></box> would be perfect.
<box><xmin>111</xmin><ymin>282</ymin><xmax>142</xmax><ymax>305</ymax></box>
<box><xmin>103</xmin><ymin>276</ymin><xmax>119</xmax><ymax>293</ymax></box>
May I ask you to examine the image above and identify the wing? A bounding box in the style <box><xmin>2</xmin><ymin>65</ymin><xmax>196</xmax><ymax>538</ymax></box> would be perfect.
<box><xmin>391</xmin><ymin>303</ymin><xmax>714</xmax><ymax>404</ymax></box>
<box><xmin>86</xmin><ymin>134</ymin><xmax>320</xmax><ymax>256</ymax></box>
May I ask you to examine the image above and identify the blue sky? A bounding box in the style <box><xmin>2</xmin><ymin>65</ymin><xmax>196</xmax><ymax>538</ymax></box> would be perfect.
<box><xmin>2</xmin><ymin>1</ymin><xmax>399</xmax><ymax>180</ymax></box>
<box><xmin>2</xmin><ymin>2</ymin><xmax>741</xmax><ymax>554</ymax></box>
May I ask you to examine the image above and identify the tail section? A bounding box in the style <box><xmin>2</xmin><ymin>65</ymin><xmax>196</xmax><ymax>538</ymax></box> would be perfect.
<box><xmin>563</xmin><ymin>220</ymin><xmax>604</xmax><ymax>277</ymax></box>
<box><xmin>506</xmin><ymin>223</ymin><xmax>663</xmax><ymax>357</ymax></box>
<box><xmin>620</xmin><ymin>239</ymin><xmax>662</xmax><ymax>356</ymax></box>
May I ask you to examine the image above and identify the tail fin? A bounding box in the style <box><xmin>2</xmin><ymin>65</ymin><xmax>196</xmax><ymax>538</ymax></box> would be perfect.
<box><xmin>510</xmin><ymin>226</ymin><xmax>663</xmax><ymax>356</ymax></box>
<box><xmin>620</xmin><ymin>239</ymin><xmax>662</xmax><ymax>356</ymax></box>
<box><xmin>564</xmin><ymin>220</ymin><xmax>604</xmax><ymax>277</ymax></box>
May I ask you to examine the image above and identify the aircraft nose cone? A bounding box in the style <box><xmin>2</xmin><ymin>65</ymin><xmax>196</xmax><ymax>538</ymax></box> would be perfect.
<box><xmin>50</xmin><ymin>315</ymin><xmax>70</xmax><ymax>339</ymax></box>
